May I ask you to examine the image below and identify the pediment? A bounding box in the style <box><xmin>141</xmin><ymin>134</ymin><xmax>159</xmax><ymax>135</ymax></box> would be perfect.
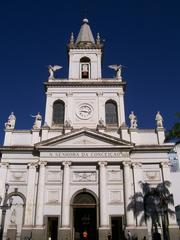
<box><xmin>36</xmin><ymin>129</ymin><xmax>133</xmax><ymax>149</ymax></box>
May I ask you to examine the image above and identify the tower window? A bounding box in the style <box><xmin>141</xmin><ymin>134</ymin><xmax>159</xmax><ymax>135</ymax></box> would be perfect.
<box><xmin>52</xmin><ymin>100</ymin><xmax>65</xmax><ymax>125</ymax></box>
<box><xmin>105</xmin><ymin>100</ymin><xmax>118</xmax><ymax>125</ymax></box>
<box><xmin>80</xmin><ymin>57</ymin><xmax>91</xmax><ymax>79</ymax></box>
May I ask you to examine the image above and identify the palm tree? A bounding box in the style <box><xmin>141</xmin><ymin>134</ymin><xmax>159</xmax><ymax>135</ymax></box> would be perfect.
<box><xmin>127</xmin><ymin>181</ymin><xmax>175</xmax><ymax>239</ymax></box>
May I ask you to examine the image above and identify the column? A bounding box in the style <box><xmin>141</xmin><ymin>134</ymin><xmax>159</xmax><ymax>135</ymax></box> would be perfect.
<box><xmin>132</xmin><ymin>163</ymin><xmax>143</xmax><ymax>226</ymax></box>
<box><xmin>123</xmin><ymin>162</ymin><xmax>134</xmax><ymax>226</ymax></box>
<box><xmin>0</xmin><ymin>163</ymin><xmax>9</xmax><ymax>225</ymax></box>
<box><xmin>161</xmin><ymin>162</ymin><xmax>177</xmax><ymax>225</ymax></box>
<box><xmin>61</xmin><ymin>161</ymin><xmax>71</xmax><ymax>227</ymax></box>
<box><xmin>98</xmin><ymin>161</ymin><xmax>108</xmax><ymax>227</ymax></box>
<box><xmin>36</xmin><ymin>161</ymin><xmax>47</xmax><ymax>227</ymax></box>
<box><xmin>24</xmin><ymin>163</ymin><xmax>37</xmax><ymax>226</ymax></box>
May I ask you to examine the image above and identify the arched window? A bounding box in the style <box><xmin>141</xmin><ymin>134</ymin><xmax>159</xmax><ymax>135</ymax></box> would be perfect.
<box><xmin>73</xmin><ymin>192</ymin><xmax>96</xmax><ymax>205</ymax></box>
<box><xmin>53</xmin><ymin>100</ymin><xmax>65</xmax><ymax>125</ymax></box>
<box><xmin>105</xmin><ymin>100</ymin><xmax>118</xmax><ymax>125</ymax></box>
<box><xmin>80</xmin><ymin>57</ymin><xmax>91</xmax><ymax>79</ymax></box>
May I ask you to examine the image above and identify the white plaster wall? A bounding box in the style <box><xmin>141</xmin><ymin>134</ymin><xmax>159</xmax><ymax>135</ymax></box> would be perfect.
<box><xmin>170</xmin><ymin>172</ymin><xmax>180</xmax><ymax>206</ymax></box>
<box><xmin>44</xmin><ymin>85</ymin><xmax>126</xmax><ymax>130</ymax></box>
<box><xmin>68</xmin><ymin>49</ymin><xmax>102</xmax><ymax>79</ymax></box>
<box><xmin>11</xmin><ymin>132</ymin><xmax>32</xmax><ymax>145</ymax></box>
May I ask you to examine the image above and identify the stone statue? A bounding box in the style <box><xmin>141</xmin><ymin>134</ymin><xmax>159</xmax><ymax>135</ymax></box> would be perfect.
<box><xmin>129</xmin><ymin>111</ymin><xmax>138</xmax><ymax>129</ymax></box>
<box><xmin>31</xmin><ymin>112</ymin><xmax>42</xmax><ymax>129</ymax></box>
<box><xmin>10</xmin><ymin>208</ymin><xmax>16</xmax><ymax>224</ymax></box>
<box><xmin>5</xmin><ymin>112</ymin><xmax>16</xmax><ymax>129</ymax></box>
<box><xmin>98</xmin><ymin>118</ymin><xmax>105</xmax><ymax>126</ymax></box>
<box><xmin>48</xmin><ymin>65</ymin><xmax>62</xmax><ymax>79</ymax></box>
<box><xmin>64</xmin><ymin>120</ymin><xmax>72</xmax><ymax>128</ymax></box>
<box><xmin>108</xmin><ymin>64</ymin><xmax>123</xmax><ymax>79</ymax></box>
<box><xmin>155</xmin><ymin>111</ymin><xmax>163</xmax><ymax>128</ymax></box>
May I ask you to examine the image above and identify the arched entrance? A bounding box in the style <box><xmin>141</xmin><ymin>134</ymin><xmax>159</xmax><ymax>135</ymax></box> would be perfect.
<box><xmin>72</xmin><ymin>190</ymin><xmax>98</xmax><ymax>240</ymax></box>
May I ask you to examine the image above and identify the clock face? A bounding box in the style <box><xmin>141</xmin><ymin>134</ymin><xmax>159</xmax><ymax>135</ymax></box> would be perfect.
<box><xmin>76</xmin><ymin>104</ymin><xmax>93</xmax><ymax>120</ymax></box>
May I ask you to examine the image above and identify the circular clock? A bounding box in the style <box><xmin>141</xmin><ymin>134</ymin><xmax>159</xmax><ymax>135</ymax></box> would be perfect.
<box><xmin>76</xmin><ymin>104</ymin><xmax>93</xmax><ymax>120</ymax></box>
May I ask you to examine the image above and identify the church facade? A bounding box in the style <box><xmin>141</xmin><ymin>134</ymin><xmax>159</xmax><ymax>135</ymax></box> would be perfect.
<box><xmin>0</xmin><ymin>19</ymin><xmax>179</xmax><ymax>240</ymax></box>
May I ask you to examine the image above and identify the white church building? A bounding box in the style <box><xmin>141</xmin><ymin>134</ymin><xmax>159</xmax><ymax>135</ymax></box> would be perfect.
<box><xmin>0</xmin><ymin>18</ymin><xmax>179</xmax><ymax>240</ymax></box>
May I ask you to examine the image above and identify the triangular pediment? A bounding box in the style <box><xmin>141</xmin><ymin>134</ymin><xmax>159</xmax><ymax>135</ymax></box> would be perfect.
<box><xmin>36</xmin><ymin>128</ymin><xmax>133</xmax><ymax>149</ymax></box>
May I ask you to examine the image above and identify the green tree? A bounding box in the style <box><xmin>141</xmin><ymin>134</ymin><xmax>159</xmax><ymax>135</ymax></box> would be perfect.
<box><xmin>127</xmin><ymin>181</ymin><xmax>175</xmax><ymax>239</ymax></box>
<box><xmin>166</xmin><ymin>113</ymin><xmax>180</xmax><ymax>140</ymax></box>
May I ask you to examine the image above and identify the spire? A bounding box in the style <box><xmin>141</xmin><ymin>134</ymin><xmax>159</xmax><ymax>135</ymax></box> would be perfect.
<box><xmin>75</xmin><ymin>18</ymin><xmax>95</xmax><ymax>45</ymax></box>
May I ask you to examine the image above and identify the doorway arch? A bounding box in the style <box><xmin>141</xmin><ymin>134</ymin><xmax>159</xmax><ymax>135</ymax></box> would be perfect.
<box><xmin>71</xmin><ymin>189</ymin><xmax>98</xmax><ymax>240</ymax></box>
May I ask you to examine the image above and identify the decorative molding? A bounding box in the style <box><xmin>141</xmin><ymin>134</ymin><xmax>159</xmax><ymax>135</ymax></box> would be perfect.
<box><xmin>107</xmin><ymin>170</ymin><xmax>122</xmax><ymax>182</ymax></box>
<box><xmin>62</xmin><ymin>161</ymin><xmax>72</xmax><ymax>167</ymax></box>
<box><xmin>27</xmin><ymin>162</ymin><xmax>38</xmax><ymax>169</ymax></box>
<box><xmin>122</xmin><ymin>161</ymin><xmax>131</xmax><ymax>167</ymax></box>
<box><xmin>47</xmin><ymin>190</ymin><xmax>60</xmax><ymax>203</ymax></box>
<box><xmin>46</xmin><ymin>170</ymin><xmax>62</xmax><ymax>183</ymax></box>
<box><xmin>96</xmin><ymin>91</ymin><xmax>103</xmax><ymax>96</ymax></box>
<box><xmin>72</xmin><ymin>171</ymin><xmax>97</xmax><ymax>182</ymax></box>
<box><xmin>132</xmin><ymin>163</ymin><xmax>142</xmax><ymax>169</ymax></box>
<box><xmin>0</xmin><ymin>163</ymin><xmax>9</xmax><ymax>168</ymax></box>
<box><xmin>109</xmin><ymin>190</ymin><xmax>122</xmax><ymax>203</ymax></box>
<box><xmin>8</xmin><ymin>170</ymin><xmax>27</xmax><ymax>182</ymax></box>
<box><xmin>98</xmin><ymin>161</ymin><xmax>107</xmax><ymax>167</ymax></box>
<box><xmin>160</xmin><ymin>161</ymin><xmax>171</xmax><ymax>168</ymax></box>
<box><xmin>39</xmin><ymin>161</ymin><xmax>47</xmax><ymax>167</ymax></box>
<box><xmin>143</xmin><ymin>170</ymin><xmax>161</xmax><ymax>182</ymax></box>
<box><xmin>66</xmin><ymin>92</ymin><xmax>73</xmax><ymax>97</ymax></box>
<box><xmin>44</xmin><ymin>81</ymin><xmax>126</xmax><ymax>91</ymax></box>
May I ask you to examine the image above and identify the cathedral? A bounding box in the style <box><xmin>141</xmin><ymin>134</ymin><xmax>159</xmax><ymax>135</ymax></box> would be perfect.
<box><xmin>0</xmin><ymin>18</ymin><xmax>179</xmax><ymax>240</ymax></box>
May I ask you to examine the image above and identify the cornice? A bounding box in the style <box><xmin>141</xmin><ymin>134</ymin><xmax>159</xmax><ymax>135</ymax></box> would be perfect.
<box><xmin>0</xmin><ymin>146</ymin><xmax>35</xmax><ymax>154</ymax></box>
<box><xmin>44</xmin><ymin>80</ymin><xmax>126</xmax><ymax>91</ymax></box>
<box><xmin>132</xmin><ymin>144</ymin><xmax>173</xmax><ymax>152</ymax></box>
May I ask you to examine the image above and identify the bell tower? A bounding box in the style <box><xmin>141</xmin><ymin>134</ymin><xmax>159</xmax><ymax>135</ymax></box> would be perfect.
<box><xmin>68</xmin><ymin>18</ymin><xmax>103</xmax><ymax>80</ymax></box>
<box><xmin>44</xmin><ymin>18</ymin><xmax>126</xmax><ymax>132</ymax></box>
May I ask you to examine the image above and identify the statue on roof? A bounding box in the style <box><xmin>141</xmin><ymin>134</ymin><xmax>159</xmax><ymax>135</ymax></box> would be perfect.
<box><xmin>5</xmin><ymin>112</ymin><xmax>16</xmax><ymax>129</ymax></box>
<box><xmin>155</xmin><ymin>111</ymin><xmax>163</xmax><ymax>128</ymax></box>
<box><xmin>108</xmin><ymin>64</ymin><xmax>123</xmax><ymax>79</ymax></box>
<box><xmin>129</xmin><ymin>111</ymin><xmax>138</xmax><ymax>129</ymax></box>
<box><xmin>48</xmin><ymin>65</ymin><xmax>62</xmax><ymax>79</ymax></box>
<box><xmin>64</xmin><ymin>120</ymin><xmax>72</xmax><ymax>128</ymax></box>
<box><xmin>31</xmin><ymin>112</ymin><xmax>42</xmax><ymax>129</ymax></box>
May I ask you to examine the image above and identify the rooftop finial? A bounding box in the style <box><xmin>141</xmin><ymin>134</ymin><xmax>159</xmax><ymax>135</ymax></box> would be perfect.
<box><xmin>83</xmin><ymin>18</ymin><xmax>89</xmax><ymax>24</ymax></box>
<box><xmin>70</xmin><ymin>32</ymin><xmax>74</xmax><ymax>44</ymax></box>
<box><xmin>96</xmin><ymin>33</ymin><xmax>100</xmax><ymax>44</ymax></box>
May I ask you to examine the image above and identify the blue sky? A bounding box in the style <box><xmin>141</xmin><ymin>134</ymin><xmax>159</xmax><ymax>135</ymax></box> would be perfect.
<box><xmin>0</xmin><ymin>0</ymin><xmax>180</xmax><ymax>143</ymax></box>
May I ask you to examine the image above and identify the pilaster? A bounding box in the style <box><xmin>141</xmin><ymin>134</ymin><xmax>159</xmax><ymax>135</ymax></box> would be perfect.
<box><xmin>118</xmin><ymin>89</ymin><xmax>125</xmax><ymax>125</ymax></box>
<box><xmin>156</xmin><ymin>127</ymin><xmax>165</xmax><ymax>144</ymax></box>
<box><xmin>123</xmin><ymin>161</ymin><xmax>134</xmax><ymax>227</ymax></box>
<box><xmin>61</xmin><ymin>161</ymin><xmax>71</xmax><ymax>227</ymax></box>
<box><xmin>36</xmin><ymin>161</ymin><xmax>47</xmax><ymax>228</ymax></box>
<box><xmin>161</xmin><ymin>162</ymin><xmax>177</xmax><ymax>226</ymax></box>
<box><xmin>129</xmin><ymin>128</ymin><xmax>139</xmax><ymax>143</ymax></box>
<box><xmin>59</xmin><ymin>161</ymin><xmax>71</xmax><ymax>240</ymax></box>
<box><xmin>41</xmin><ymin>124</ymin><xmax>50</xmax><ymax>141</ymax></box>
<box><xmin>24</xmin><ymin>162</ymin><xmax>38</xmax><ymax>226</ymax></box>
<box><xmin>4</xmin><ymin>129</ymin><xmax>13</xmax><ymax>146</ymax></box>
<box><xmin>98</xmin><ymin>161</ymin><xmax>108</xmax><ymax>227</ymax></box>
<box><xmin>119</xmin><ymin>124</ymin><xmax>130</xmax><ymax>141</ymax></box>
<box><xmin>31</xmin><ymin>129</ymin><xmax>41</xmax><ymax>144</ymax></box>
<box><xmin>0</xmin><ymin>163</ymin><xmax>9</xmax><ymax>225</ymax></box>
<box><xmin>132</xmin><ymin>163</ymin><xmax>146</xmax><ymax>227</ymax></box>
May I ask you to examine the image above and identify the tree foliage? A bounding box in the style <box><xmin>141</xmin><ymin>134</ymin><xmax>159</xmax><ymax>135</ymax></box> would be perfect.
<box><xmin>166</xmin><ymin>113</ymin><xmax>180</xmax><ymax>140</ymax></box>
<box><xmin>127</xmin><ymin>181</ymin><xmax>175</xmax><ymax>238</ymax></box>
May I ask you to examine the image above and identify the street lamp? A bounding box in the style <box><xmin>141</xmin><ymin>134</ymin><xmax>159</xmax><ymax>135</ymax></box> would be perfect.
<box><xmin>0</xmin><ymin>183</ymin><xmax>13</xmax><ymax>240</ymax></box>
